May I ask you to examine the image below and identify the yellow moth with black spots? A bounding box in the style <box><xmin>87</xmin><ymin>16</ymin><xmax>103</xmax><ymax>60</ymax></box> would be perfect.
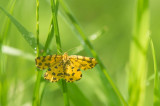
<box><xmin>35</xmin><ymin>53</ymin><xmax>97</xmax><ymax>82</ymax></box>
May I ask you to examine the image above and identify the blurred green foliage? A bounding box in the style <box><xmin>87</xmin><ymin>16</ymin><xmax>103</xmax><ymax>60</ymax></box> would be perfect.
<box><xmin>0</xmin><ymin>0</ymin><xmax>160</xmax><ymax>106</ymax></box>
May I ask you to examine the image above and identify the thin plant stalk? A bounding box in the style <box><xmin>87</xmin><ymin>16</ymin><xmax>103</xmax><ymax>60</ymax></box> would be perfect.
<box><xmin>32</xmin><ymin>0</ymin><xmax>42</xmax><ymax>105</ymax></box>
<box><xmin>150</xmin><ymin>39</ymin><xmax>160</xmax><ymax>105</ymax></box>
<box><xmin>50</xmin><ymin>0</ymin><xmax>70</xmax><ymax>106</ymax></box>
<box><xmin>43</xmin><ymin>19</ymin><xmax>54</xmax><ymax>55</ymax></box>
<box><xmin>40</xmin><ymin>12</ymin><xmax>55</xmax><ymax>105</ymax></box>
<box><xmin>36</xmin><ymin>0</ymin><xmax>40</xmax><ymax>57</ymax></box>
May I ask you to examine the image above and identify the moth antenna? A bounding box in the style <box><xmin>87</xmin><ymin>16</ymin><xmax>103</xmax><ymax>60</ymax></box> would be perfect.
<box><xmin>57</xmin><ymin>48</ymin><xmax>63</xmax><ymax>55</ymax></box>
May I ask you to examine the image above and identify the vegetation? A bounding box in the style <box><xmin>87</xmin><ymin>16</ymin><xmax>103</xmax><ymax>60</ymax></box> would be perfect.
<box><xmin>0</xmin><ymin>0</ymin><xmax>160</xmax><ymax>106</ymax></box>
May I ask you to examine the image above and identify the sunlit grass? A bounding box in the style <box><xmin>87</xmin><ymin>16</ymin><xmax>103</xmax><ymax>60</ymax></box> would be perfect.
<box><xmin>150</xmin><ymin>39</ymin><xmax>160</xmax><ymax>106</ymax></box>
<box><xmin>128</xmin><ymin>0</ymin><xmax>149</xmax><ymax>105</ymax></box>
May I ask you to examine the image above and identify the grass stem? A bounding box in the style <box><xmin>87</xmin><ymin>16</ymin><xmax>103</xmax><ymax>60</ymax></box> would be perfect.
<box><xmin>32</xmin><ymin>0</ymin><xmax>42</xmax><ymax>106</ymax></box>
<box><xmin>150</xmin><ymin>39</ymin><xmax>160</xmax><ymax>105</ymax></box>
<box><xmin>50</xmin><ymin>0</ymin><xmax>70</xmax><ymax>106</ymax></box>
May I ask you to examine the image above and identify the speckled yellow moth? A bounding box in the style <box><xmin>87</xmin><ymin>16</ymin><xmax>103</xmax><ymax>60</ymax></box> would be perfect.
<box><xmin>35</xmin><ymin>53</ymin><xmax>97</xmax><ymax>82</ymax></box>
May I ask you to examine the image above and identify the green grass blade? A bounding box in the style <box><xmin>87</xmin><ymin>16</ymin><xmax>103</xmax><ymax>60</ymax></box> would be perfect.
<box><xmin>51</xmin><ymin>0</ymin><xmax>61</xmax><ymax>54</ymax></box>
<box><xmin>128</xmin><ymin>0</ymin><xmax>149</xmax><ymax>105</ymax></box>
<box><xmin>150</xmin><ymin>39</ymin><xmax>160</xmax><ymax>105</ymax></box>
<box><xmin>50</xmin><ymin>0</ymin><xmax>69</xmax><ymax>106</ymax></box>
<box><xmin>147</xmin><ymin>73</ymin><xmax>160</xmax><ymax>84</ymax></box>
<box><xmin>0</xmin><ymin>6</ymin><xmax>43</xmax><ymax>51</ymax></box>
<box><xmin>36</xmin><ymin>0</ymin><xmax>40</xmax><ymax>57</ymax></box>
<box><xmin>32</xmin><ymin>70</ymin><xmax>42</xmax><ymax>106</ymax></box>
<box><xmin>43</xmin><ymin>19</ymin><xmax>54</xmax><ymax>55</ymax></box>
<box><xmin>0</xmin><ymin>52</ymin><xmax>8</xmax><ymax>106</ymax></box>
<box><xmin>1</xmin><ymin>0</ymin><xmax>16</xmax><ymax>42</ymax></box>
<box><xmin>59</xmin><ymin>0</ymin><xmax>127</xmax><ymax>105</ymax></box>
<box><xmin>39</xmin><ymin>12</ymin><xmax>55</xmax><ymax>106</ymax></box>
<box><xmin>71</xmin><ymin>27</ymin><xmax>108</xmax><ymax>54</ymax></box>
<box><xmin>32</xmin><ymin>0</ymin><xmax>42</xmax><ymax>105</ymax></box>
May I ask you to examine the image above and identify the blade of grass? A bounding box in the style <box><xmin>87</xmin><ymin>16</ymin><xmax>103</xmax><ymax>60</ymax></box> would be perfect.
<box><xmin>39</xmin><ymin>13</ymin><xmax>55</xmax><ymax>106</ymax></box>
<box><xmin>71</xmin><ymin>27</ymin><xmax>108</xmax><ymax>54</ymax></box>
<box><xmin>128</xmin><ymin>0</ymin><xmax>149</xmax><ymax>105</ymax></box>
<box><xmin>150</xmin><ymin>39</ymin><xmax>160</xmax><ymax>105</ymax></box>
<box><xmin>36</xmin><ymin>0</ymin><xmax>40</xmax><ymax>57</ymax></box>
<box><xmin>1</xmin><ymin>0</ymin><xmax>16</xmax><ymax>42</ymax></box>
<box><xmin>59</xmin><ymin>0</ymin><xmax>127</xmax><ymax>105</ymax></box>
<box><xmin>0</xmin><ymin>5</ymin><xmax>92</xmax><ymax>106</ymax></box>
<box><xmin>32</xmin><ymin>0</ymin><xmax>42</xmax><ymax>105</ymax></box>
<box><xmin>51</xmin><ymin>0</ymin><xmax>61</xmax><ymax>53</ymax></box>
<box><xmin>147</xmin><ymin>73</ymin><xmax>160</xmax><ymax>83</ymax></box>
<box><xmin>0</xmin><ymin>48</ymin><xmax>7</xmax><ymax>106</ymax></box>
<box><xmin>0</xmin><ymin>6</ymin><xmax>43</xmax><ymax>51</ymax></box>
<box><xmin>50</xmin><ymin>0</ymin><xmax>69</xmax><ymax>106</ymax></box>
<box><xmin>88</xmin><ymin>27</ymin><xmax>107</xmax><ymax>41</ymax></box>
<box><xmin>43</xmin><ymin>19</ymin><xmax>54</xmax><ymax>55</ymax></box>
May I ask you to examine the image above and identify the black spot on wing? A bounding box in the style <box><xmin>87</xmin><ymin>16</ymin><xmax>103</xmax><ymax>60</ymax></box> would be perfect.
<box><xmin>70</xmin><ymin>60</ymin><xmax>74</xmax><ymax>64</ymax></box>
<box><xmin>89</xmin><ymin>64</ymin><xmax>94</xmax><ymax>68</ymax></box>
<box><xmin>52</xmin><ymin>72</ymin><xmax>56</xmax><ymax>75</ymax></box>
<box><xmin>39</xmin><ymin>62</ymin><xmax>42</xmax><ymax>66</ymax></box>
<box><xmin>53</xmin><ymin>78</ymin><xmax>57</xmax><ymax>80</ymax></box>
<box><xmin>57</xmin><ymin>73</ymin><xmax>63</xmax><ymax>76</ymax></box>
<box><xmin>54</xmin><ymin>66</ymin><xmax>58</xmax><ymax>69</ymax></box>
<box><xmin>81</xmin><ymin>64</ymin><xmax>87</xmax><ymax>67</ymax></box>
<box><xmin>77</xmin><ymin>69</ymin><xmax>80</xmax><ymax>71</ymax></box>
<box><xmin>88</xmin><ymin>57</ymin><xmax>93</xmax><ymax>63</ymax></box>
<box><xmin>54</xmin><ymin>54</ymin><xmax>57</xmax><ymax>62</ymax></box>
<box><xmin>42</xmin><ymin>56</ymin><xmax>46</xmax><ymax>62</ymax></box>
<box><xmin>42</xmin><ymin>59</ymin><xmax>45</xmax><ymax>62</ymax></box>
<box><xmin>80</xmin><ymin>74</ymin><xmax>82</xmax><ymax>77</ymax></box>
<box><xmin>45</xmin><ymin>63</ymin><xmax>50</xmax><ymax>66</ymax></box>
<box><xmin>43</xmin><ymin>56</ymin><xmax>46</xmax><ymax>58</ymax></box>
<box><xmin>70</xmin><ymin>78</ymin><xmax>73</xmax><ymax>81</ymax></box>
<box><xmin>72</xmin><ymin>73</ymin><xmax>75</xmax><ymax>76</ymax></box>
<box><xmin>64</xmin><ymin>73</ymin><xmax>70</xmax><ymax>76</ymax></box>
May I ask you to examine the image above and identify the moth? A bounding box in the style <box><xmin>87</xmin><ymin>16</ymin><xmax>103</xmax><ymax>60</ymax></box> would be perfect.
<box><xmin>35</xmin><ymin>53</ymin><xmax>97</xmax><ymax>82</ymax></box>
